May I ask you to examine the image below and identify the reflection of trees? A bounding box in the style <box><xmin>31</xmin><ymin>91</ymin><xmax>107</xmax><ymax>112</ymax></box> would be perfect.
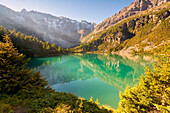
<box><xmin>73</xmin><ymin>54</ymin><xmax>154</xmax><ymax>91</ymax></box>
<box><xmin>28</xmin><ymin>54</ymin><xmax>154</xmax><ymax>91</ymax></box>
<box><xmin>27</xmin><ymin>57</ymin><xmax>61</xmax><ymax>69</ymax></box>
<box><xmin>29</xmin><ymin>56</ymin><xmax>94</xmax><ymax>85</ymax></box>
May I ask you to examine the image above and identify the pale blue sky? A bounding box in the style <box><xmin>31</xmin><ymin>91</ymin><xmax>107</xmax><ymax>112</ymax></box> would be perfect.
<box><xmin>0</xmin><ymin>0</ymin><xmax>135</xmax><ymax>24</ymax></box>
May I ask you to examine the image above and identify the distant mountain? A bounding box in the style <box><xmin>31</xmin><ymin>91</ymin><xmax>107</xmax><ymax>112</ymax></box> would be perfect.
<box><xmin>0</xmin><ymin>4</ymin><xmax>96</xmax><ymax>48</ymax></box>
<box><xmin>75</xmin><ymin>2</ymin><xmax>170</xmax><ymax>54</ymax></box>
<box><xmin>93</xmin><ymin>0</ymin><xmax>169</xmax><ymax>34</ymax></box>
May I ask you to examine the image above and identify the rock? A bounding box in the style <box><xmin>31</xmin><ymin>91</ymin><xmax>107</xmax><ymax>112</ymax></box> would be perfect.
<box><xmin>79</xmin><ymin>28</ymin><xmax>93</xmax><ymax>40</ymax></box>
<box><xmin>93</xmin><ymin>0</ymin><xmax>169</xmax><ymax>33</ymax></box>
<box><xmin>159</xmin><ymin>10</ymin><xmax>170</xmax><ymax>19</ymax></box>
<box><xmin>0</xmin><ymin>4</ymin><xmax>96</xmax><ymax>48</ymax></box>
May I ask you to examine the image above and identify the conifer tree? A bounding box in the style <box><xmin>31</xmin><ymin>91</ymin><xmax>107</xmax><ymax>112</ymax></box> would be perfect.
<box><xmin>0</xmin><ymin>25</ymin><xmax>67</xmax><ymax>57</ymax></box>
<box><xmin>58</xmin><ymin>46</ymin><xmax>61</xmax><ymax>52</ymax></box>
<box><xmin>117</xmin><ymin>56</ymin><xmax>170</xmax><ymax>113</ymax></box>
<box><xmin>51</xmin><ymin>43</ymin><xmax>56</xmax><ymax>49</ymax></box>
<box><xmin>0</xmin><ymin>35</ymin><xmax>51</xmax><ymax>94</ymax></box>
<box><xmin>12</xmin><ymin>28</ymin><xmax>16</xmax><ymax>34</ymax></box>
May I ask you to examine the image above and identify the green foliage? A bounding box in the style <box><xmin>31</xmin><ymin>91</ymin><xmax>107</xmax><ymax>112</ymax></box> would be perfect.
<box><xmin>117</xmin><ymin>55</ymin><xmax>170</xmax><ymax>112</ymax></box>
<box><xmin>0</xmin><ymin>35</ymin><xmax>51</xmax><ymax>94</ymax></box>
<box><xmin>155</xmin><ymin>7</ymin><xmax>169</xmax><ymax>18</ymax></box>
<box><xmin>111</xmin><ymin>43</ymin><xmax>123</xmax><ymax>52</ymax></box>
<box><xmin>0</xmin><ymin>25</ymin><xmax>68</xmax><ymax>57</ymax></box>
<box><xmin>51</xmin><ymin>43</ymin><xmax>56</xmax><ymax>49</ymax></box>
<box><xmin>58</xmin><ymin>46</ymin><xmax>61</xmax><ymax>52</ymax></box>
<box><xmin>152</xmin><ymin>42</ymin><xmax>170</xmax><ymax>54</ymax></box>
<box><xmin>30</xmin><ymin>93</ymin><xmax>112</xmax><ymax>113</ymax></box>
<box><xmin>0</xmin><ymin>102</ymin><xmax>13</xmax><ymax>113</ymax></box>
<box><xmin>0</xmin><ymin>35</ymin><xmax>112</xmax><ymax>113</ymax></box>
<box><xmin>125</xmin><ymin>17</ymin><xmax>170</xmax><ymax>50</ymax></box>
<box><xmin>76</xmin><ymin>3</ymin><xmax>170</xmax><ymax>54</ymax></box>
<box><xmin>0</xmin><ymin>91</ymin><xmax>112</xmax><ymax>113</ymax></box>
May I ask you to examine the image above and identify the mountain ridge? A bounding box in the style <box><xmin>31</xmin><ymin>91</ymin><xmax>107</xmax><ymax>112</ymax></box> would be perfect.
<box><xmin>94</xmin><ymin>0</ymin><xmax>169</xmax><ymax>33</ymax></box>
<box><xmin>74</xmin><ymin>1</ymin><xmax>170</xmax><ymax>54</ymax></box>
<box><xmin>81</xmin><ymin>0</ymin><xmax>169</xmax><ymax>44</ymax></box>
<box><xmin>0</xmin><ymin>4</ymin><xmax>96</xmax><ymax>48</ymax></box>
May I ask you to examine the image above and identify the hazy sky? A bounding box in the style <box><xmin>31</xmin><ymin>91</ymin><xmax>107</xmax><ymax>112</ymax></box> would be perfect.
<box><xmin>0</xmin><ymin>0</ymin><xmax>135</xmax><ymax>24</ymax></box>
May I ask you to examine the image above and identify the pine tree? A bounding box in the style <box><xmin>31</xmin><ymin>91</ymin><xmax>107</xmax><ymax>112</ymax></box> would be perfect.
<box><xmin>12</xmin><ymin>28</ymin><xmax>16</xmax><ymax>34</ymax></box>
<box><xmin>51</xmin><ymin>43</ymin><xmax>56</xmax><ymax>49</ymax></box>
<box><xmin>117</xmin><ymin>55</ymin><xmax>170</xmax><ymax>113</ymax></box>
<box><xmin>0</xmin><ymin>25</ymin><xmax>65</xmax><ymax>57</ymax></box>
<box><xmin>0</xmin><ymin>35</ymin><xmax>51</xmax><ymax>94</ymax></box>
<box><xmin>58</xmin><ymin>46</ymin><xmax>61</xmax><ymax>52</ymax></box>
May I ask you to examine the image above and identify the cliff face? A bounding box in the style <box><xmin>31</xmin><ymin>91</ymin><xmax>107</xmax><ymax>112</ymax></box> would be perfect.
<box><xmin>93</xmin><ymin>0</ymin><xmax>169</xmax><ymax>33</ymax></box>
<box><xmin>0</xmin><ymin>5</ymin><xmax>96</xmax><ymax>48</ymax></box>
<box><xmin>76</xmin><ymin>2</ymin><xmax>170</xmax><ymax>53</ymax></box>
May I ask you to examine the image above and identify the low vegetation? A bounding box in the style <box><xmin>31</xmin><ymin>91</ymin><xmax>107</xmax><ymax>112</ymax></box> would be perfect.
<box><xmin>0</xmin><ymin>35</ymin><xmax>113</xmax><ymax>113</ymax></box>
<box><xmin>74</xmin><ymin>2</ymin><xmax>170</xmax><ymax>54</ymax></box>
<box><xmin>117</xmin><ymin>55</ymin><xmax>170</xmax><ymax>112</ymax></box>
<box><xmin>1</xmin><ymin>34</ymin><xmax>169</xmax><ymax>113</ymax></box>
<box><xmin>0</xmin><ymin>2</ymin><xmax>170</xmax><ymax>113</ymax></box>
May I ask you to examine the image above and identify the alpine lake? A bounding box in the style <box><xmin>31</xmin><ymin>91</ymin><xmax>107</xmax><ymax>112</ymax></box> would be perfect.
<box><xmin>28</xmin><ymin>53</ymin><xmax>155</xmax><ymax>109</ymax></box>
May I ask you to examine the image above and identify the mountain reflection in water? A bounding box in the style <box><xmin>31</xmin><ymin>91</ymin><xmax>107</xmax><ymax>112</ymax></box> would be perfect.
<box><xmin>28</xmin><ymin>54</ymin><xmax>154</xmax><ymax>108</ymax></box>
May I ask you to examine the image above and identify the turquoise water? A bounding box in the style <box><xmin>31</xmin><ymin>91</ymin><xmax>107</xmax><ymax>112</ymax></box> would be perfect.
<box><xmin>28</xmin><ymin>54</ymin><xmax>154</xmax><ymax>109</ymax></box>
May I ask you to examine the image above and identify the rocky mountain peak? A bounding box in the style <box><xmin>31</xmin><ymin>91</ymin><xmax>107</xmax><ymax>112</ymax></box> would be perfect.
<box><xmin>20</xmin><ymin>8</ymin><xmax>28</xmax><ymax>15</ymax></box>
<box><xmin>21</xmin><ymin>8</ymin><xmax>27</xmax><ymax>13</ymax></box>
<box><xmin>93</xmin><ymin>0</ymin><xmax>169</xmax><ymax>33</ymax></box>
<box><xmin>0</xmin><ymin>4</ymin><xmax>96</xmax><ymax>48</ymax></box>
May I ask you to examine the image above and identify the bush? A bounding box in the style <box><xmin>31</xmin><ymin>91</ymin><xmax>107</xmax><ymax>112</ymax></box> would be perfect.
<box><xmin>0</xmin><ymin>35</ymin><xmax>52</xmax><ymax>95</ymax></box>
<box><xmin>0</xmin><ymin>35</ymin><xmax>113</xmax><ymax>113</ymax></box>
<box><xmin>117</xmin><ymin>55</ymin><xmax>170</xmax><ymax>112</ymax></box>
<box><xmin>0</xmin><ymin>103</ymin><xmax>13</xmax><ymax>113</ymax></box>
